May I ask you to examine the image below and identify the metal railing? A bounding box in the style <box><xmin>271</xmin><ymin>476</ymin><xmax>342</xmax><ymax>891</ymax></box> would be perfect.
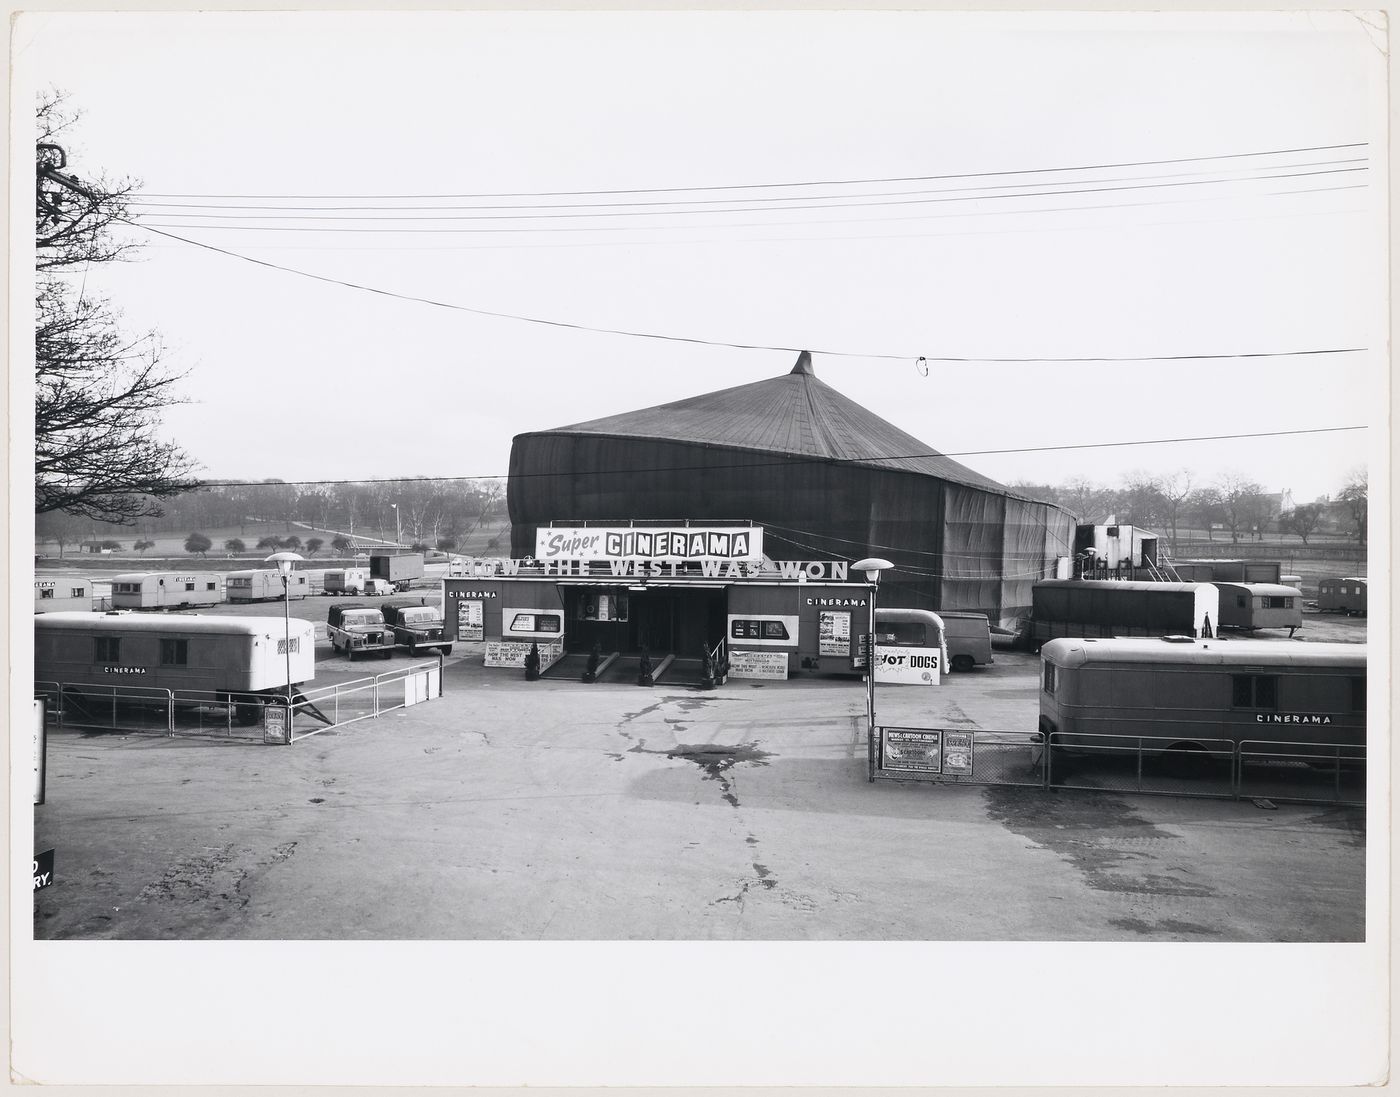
<box><xmin>869</xmin><ymin>725</ymin><xmax>1365</xmax><ymax>806</ymax></box>
<box><xmin>289</xmin><ymin>659</ymin><xmax>443</xmax><ymax>742</ymax></box>
<box><xmin>34</xmin><ymin>660</ymin><xmax>445</xmax><ymax>745</ymax></box>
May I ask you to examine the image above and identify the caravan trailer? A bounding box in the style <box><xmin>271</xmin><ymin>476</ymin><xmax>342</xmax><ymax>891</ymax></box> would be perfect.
<box><xmin>34</xmin><ymin>577</ymin><xmax>94</xmax><ymax>613</ymax></box>
<box><xmin>1214</xmin><ymin>583</ymin><xmax>1304</xmax><ymax>633</ymax></box>
<box><xmin>110</xmin><ymin>572</ymin><xmax>225</xmax><ymax>610</ymax></box>
<box><xmin>1029</xmin><ymin>580</ymin><xmax>1219</xmax><ymax>647</ymax></box>
<box><xmin>34</xmin><ymin>611</ymin><xmax>316</xmax><ymax>723</ymax></box>
<box><xmin>226</xmin><ymin>569</ymin><xmax>310</xmax><ymax>603</ymax></box>
<box><xmin>1318</xmin><ymin>577</ymin><xmax>1368</xmax><ymax>617</ymax></box>
<box><xmin>1038</xmin><ymin>636</ymin><xmax>1365</xmax><ymax>756</ymax></box>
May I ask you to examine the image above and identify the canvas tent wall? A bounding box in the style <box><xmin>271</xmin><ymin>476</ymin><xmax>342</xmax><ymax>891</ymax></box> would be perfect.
<box><xmin>508</xmin><ymin>353</ymin><xmax>1075</xmax><ymax>628</ymax></box>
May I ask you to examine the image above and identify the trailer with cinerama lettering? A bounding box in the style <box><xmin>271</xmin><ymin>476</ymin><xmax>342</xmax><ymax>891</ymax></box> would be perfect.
<box><xmin>110</xmin><ymin>572</ymin><xmax>225</xmax><ymax>610</ymax></box>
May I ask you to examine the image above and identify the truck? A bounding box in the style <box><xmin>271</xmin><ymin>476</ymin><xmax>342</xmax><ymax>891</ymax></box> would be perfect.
<box><xmin>380</xmin><ymin>597</ymin><xmax>453</xmax><ymax>655</ymax></box>
<box><xmin>325</xmin><ymin>603</ymin><xmax>397</xmax><ymax>660</ymax></box>
<box><xmin>370</xmin><ymin>553</ymin><xmax>424</xmax><ymax>593</ymax></box>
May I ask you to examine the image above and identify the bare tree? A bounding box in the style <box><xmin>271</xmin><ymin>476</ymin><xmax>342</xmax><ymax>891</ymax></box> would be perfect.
<box><xmin>35</xmin><ymin>92</ymin><xmax>199</xmax><ymax>523</ymax></box>
<box><xmin>1278</xmin><ymin>503</ymin><xmax>1324</xmax><ymax>545</ymax></box>
<box><xmin>1339</xmin><ymin>470</ymin><xmax>1368</xmax><ymax>545</ymax></box>
<box><xmin>1215</xmin><ymin>473</ymin><xmax>1266</xmax><ymax>545</ymax></box>
<box><xmin>1155</xmin><ymin>470</ymin><xmax>1193</xmax><ymax>554</ymax></box>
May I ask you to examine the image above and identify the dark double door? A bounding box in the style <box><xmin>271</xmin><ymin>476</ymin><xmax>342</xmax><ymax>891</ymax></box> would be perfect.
<box><xmin>565</xmin><ymin>587</ymin><xmax>726</xmax><ymax>657</ymax></box>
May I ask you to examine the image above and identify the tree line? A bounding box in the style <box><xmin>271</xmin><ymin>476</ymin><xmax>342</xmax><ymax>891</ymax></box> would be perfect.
<box><xmin>1010</xmin><ymin>469</ymin><xmax>1368</xmax><ymax>549</ymax></box>
<box><xmin>36</xmin><ymin>477</ymin><xmax>511</xmax><ymax>556</ymax></box>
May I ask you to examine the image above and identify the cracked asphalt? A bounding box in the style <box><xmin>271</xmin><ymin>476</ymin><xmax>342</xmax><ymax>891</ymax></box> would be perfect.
<box><xmin>34</xmin><ymin>647</ymin><xmax>1365</xmax><ymax>940</ymax></box>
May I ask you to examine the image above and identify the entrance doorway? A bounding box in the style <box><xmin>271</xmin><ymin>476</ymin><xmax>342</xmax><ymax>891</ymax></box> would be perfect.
<box><xmin>563</xmin><ymin>587</ymin><xmax>727</xmax><ymax>657</ymax></box>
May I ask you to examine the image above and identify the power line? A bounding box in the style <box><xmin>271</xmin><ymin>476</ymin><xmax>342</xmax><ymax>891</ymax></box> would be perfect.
<box><xmin>122</xmin><ymin>219</ymin><xmax>1369</xmax><ymax>364</ymax></box>
<box><xmin>126</xmin><ymin>167</ymin><xmax>1368</xmax><ymax>225</ymax></box>
<box><xmin>134</xmin><ymin>142</ymin><xmax>1367</xmax><ymax>200</ymax></box>
<box><xmin>130</xmin><ymin>182</ymin><xmax>1366</xmax><ymax>236</ymax></box>
<box><xmin>195</xmin><ymin>425</ymin><xmax>1367</xmax><ymax>489</ymax></box>
<box><xmin>127</xmin><ymin>158</ymin><xmax>1367</xmax><ymax>214</ymax></box>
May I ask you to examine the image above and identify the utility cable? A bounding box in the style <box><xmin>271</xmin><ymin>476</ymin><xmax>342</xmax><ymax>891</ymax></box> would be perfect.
<box><xmin>127</xmin><ymin>158</ymin><xmax>1367</xmax><ymax>214</ymax></box>
<box><xmin>194</xmin><ymin>425</ymin><xmax>1367</xmax><ymax>489</ymax></box>
<box><xmin>122</xmin><ymin>219</ymin><xmax>1368</xmax><ymax>364</ymax></box>
<box><xmin>134</xmin><ymin>141</ymin><xmax>1367</xmax><ymax>200</ymax></box>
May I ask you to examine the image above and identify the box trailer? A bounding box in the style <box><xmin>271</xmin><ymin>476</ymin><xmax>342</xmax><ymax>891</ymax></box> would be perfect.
<box><xmin>34</xmin><ymin>577</ymin><xmax>94</xmax><ymax>613</ymax></box>
<box><xmin>110</xmin><ymin>572</ymin><xmax>225</xmax><ymax>610</ymax></box>
<box><xmin>1318</xmin><ymin>577</ymin><xmax>1368</xmax><ymax>616</ymax></box>
<box><xmin>322</xmin><ymin>568</ymin><xmax>369</xmax><ymax>596</ymax></box>
<box><xmin>370</xmin><ymin>553</ymin><xmax>425</xmax><ymax>593</ymax></box>
<box><xmin>1214</xmin><ymin>583</ymin><xmax>1304</xmax><ymax>633</ymax></box>
<box><xmin>1030</xmin><ymin>580</ymin><xmax>1218</xmax><ymax>647</ymax></box>
<box><xmin>225</xmin><ymin>569</ymin><xmax>310</xmax><ymax>603</ymax></box>
<box><xmin>34</xmin><ymin>611</ymin><xmax>316</xmax><ymax>723</ymax></box>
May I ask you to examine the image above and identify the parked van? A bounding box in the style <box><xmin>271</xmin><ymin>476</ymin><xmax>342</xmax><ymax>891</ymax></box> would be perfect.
<box><xmin>322</xmin><ymin>568</ymin><xmax>368</xmax><ymax>596</ymax></box>
<box><xmin>937</xmin><ymin>610</ymin><xmax>994</xmax><ymax>672</ymax></box>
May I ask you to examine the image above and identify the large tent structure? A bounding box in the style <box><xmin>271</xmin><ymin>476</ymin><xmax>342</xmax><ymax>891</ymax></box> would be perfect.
<box><xmin>508</xmin><ymin>352</ymin><xmax>1076</xmax><ymax>628</ymax></box>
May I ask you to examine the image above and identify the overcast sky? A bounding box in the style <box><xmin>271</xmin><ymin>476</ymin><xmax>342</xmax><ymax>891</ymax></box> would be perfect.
<box><xmin>16</xmin><ymin>10</ymin><xmax>1385</xmax><ymax>503</ymax></box>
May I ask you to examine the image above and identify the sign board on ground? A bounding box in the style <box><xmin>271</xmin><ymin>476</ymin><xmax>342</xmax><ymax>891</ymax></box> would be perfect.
<box><xmin>728</xmin><ymin>649</ymin><xmax>789</xmax><ymax>680</ymax></box>
<box><xmin>34</xmin><ymin>849</ymin><xmax>55</xmax><ymax>890</ymax></box>
<box><xmin>486</xmin><ymin>640</ymin><xmax>534</xmax><ymax>668</ymax></box>
<box><xmin>873</xmin><ymin>644</ymin><xmax>941</xmax><ymax>685</ymax></box>
<box><xmin>33</xmin><ymin>699</ymin><xmax>47</xmax><ymax>805</ymax></box>
<box><xmin>262</xmin><ymin>705</ymin><xmax>289</xmax><ymax>745</ymax></box>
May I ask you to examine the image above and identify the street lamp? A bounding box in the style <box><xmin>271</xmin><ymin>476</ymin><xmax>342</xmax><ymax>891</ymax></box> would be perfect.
<box><xmin>852</xmin><ymin>557</ymin><xmax>893</xmax><ymax>771</ymax></box>
<box><xmin>390</xmin><ymin>502</ymin><xmax>401</xmax><ymax>548</ymax></box>
<box><xmin>264</xmin><ymin>551</ymin><xmax>305</xmax><ymax>726</ymax></box>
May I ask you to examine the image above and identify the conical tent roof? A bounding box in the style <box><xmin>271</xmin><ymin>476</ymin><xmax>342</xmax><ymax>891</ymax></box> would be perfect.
<box><xmin>539</xmin><ymin>351</ymin><xmax>1012</xmax><ymax>494</ymax></box>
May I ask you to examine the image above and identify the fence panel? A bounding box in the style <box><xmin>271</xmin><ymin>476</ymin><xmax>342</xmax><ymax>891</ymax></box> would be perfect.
<box><xmin>1047</xmin><ymin>732</ymin><xmax>1237</xmax><ymax>799</ymax></box>
<box><xmin>931</xmin><ymin>731</ymin><xmax>1047</xmax><ymax>788</ymax></box>
<box><xmin>53</xmin><ymin>682</ymin><xmax>174</xmax><ymax>736</ymax></box>
<box><xmin>1237</xmin><ymin>740</ymin><xmax>1366</xmax><ymax>806</ymax></box>
<box><xmin>290</xmin><ymin>660</ymin><xmax>443</xmax><ymax>741</ymax></box>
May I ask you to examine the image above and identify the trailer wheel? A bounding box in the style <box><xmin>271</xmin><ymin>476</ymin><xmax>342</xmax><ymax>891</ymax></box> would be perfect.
<box><xmin>951</xmin><ymin>655</ymin><xmax>975</xmax><ymax>673</ymax></box>
<box><xmin>1163</xmin><ymin>742</ymin><xmax>1214</xmax><ymax>777</ymax></box>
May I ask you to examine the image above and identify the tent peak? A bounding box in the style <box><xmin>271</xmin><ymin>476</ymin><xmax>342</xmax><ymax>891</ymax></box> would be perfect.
<box><xmin>789</xmin><ymin>351</ymin><xmax>814</xmax><ymax>377</ymax></box>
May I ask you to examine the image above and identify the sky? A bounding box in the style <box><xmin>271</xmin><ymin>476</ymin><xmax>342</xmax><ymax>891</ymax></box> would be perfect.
<box><xmin>16</xmin><ymin>10</ymin><xmax>1385</xmax><ymax>505</ymax></box>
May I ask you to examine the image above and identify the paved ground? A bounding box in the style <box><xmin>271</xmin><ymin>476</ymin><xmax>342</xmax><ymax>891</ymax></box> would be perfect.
<box><xmin>34</xmin><ymin>639</ymin><xmax>1366</xmax><ymax>941</ymax></box>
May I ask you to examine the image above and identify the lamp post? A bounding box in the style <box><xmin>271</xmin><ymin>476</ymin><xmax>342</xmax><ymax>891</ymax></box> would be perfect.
<box><xmin>390</xmin><ymin>502</ymin><xmax>401</xmax><ymax>548</ymax></box>
<box><xmin>852</xmin><ymin>557</ymin><xmax>893</xmax><ymax>773</ymax></box>
<box><xmin>264</xmin><ymin>551</ymin><xmax>305</xmax><ymax>727</ymax></box>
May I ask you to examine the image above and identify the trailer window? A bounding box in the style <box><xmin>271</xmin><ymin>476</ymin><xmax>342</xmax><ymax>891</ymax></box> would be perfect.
<box><xmin>39</xmin><ymin>588</ymin><xmax>54</xmax><ymax>599</ymax></box>
<box><xmin>881</xmin><ymin>622</ymin><xmax>927</xmax><ymax>646</ymax></box>
<box><xmin>1350</xmin><ymin>678</ymin><xmax>1366</xmax><ymax>712</ymax></box>
<box><xmin>206</xmin><ymin>582</ymin><xmax>217</xmax><ymax>591</ymax></box>
<box><xmin>1236</xmin><ymin>595</ymin><xmax>1247</xmax><ymax>608</ymax></box>
<box><xmin>1042</xmin><ymin>662</ymin><xmax>1056</xmax><ymax>695</ymax></box>
<box><xmin>1232</xmin><ymin>674</ymin><xmax>1278</xmax><ymax>710</ymax></box>
<box><xmin>71</xmin><ymin>587</ymin><xmax>85</xmax><ymax>598</ymax></box>
<box><xmin>1263</xmin><ymin>596</ymin><xmax>1292</xmax><ymax>609</ymax></box>
<box><xmin>277</xmin><ymin>637</ymin><xmax>301</xmax><ymax>655</ymax></box>
<box><xmin>160</xmin><ymin>639</ymin><xmax>189</xmax><ymax>666</ymax></box>
<box><xmin>94</xmin><ymin>637</ymin><xmax>120</xmax><ymax>663</ymax></box>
